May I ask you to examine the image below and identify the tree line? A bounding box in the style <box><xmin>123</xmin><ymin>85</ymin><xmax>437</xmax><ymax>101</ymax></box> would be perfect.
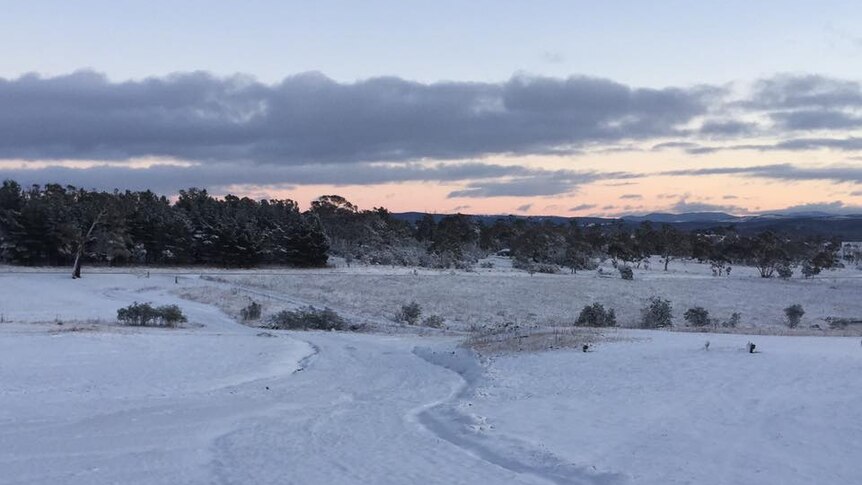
<box><xmin>0</xmin><ymin>180</ymin><xmax>845</xmax><ymax>277</ymax></box>
<box><xmin>0</xmin><ymin>181</ymin><xmax>328</xmax><ymax>270</ymax></box>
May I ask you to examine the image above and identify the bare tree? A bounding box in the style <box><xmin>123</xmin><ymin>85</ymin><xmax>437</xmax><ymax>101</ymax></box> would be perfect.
<box><xmin>72</xmin><ymin>208</ymin><xmax>106</xmax><ymax>279</ymax></box>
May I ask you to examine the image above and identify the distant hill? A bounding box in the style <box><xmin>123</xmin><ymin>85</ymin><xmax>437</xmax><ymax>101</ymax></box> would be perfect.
<box><xmin>620</xmin><ymin>212</ymin><xmax>740</xmax><ymax>223</ymax></box>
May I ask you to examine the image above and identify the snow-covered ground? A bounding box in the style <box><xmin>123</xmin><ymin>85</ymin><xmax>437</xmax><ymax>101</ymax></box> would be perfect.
<box><xmin>2</xmin><ymin>270</ymin><xmax>861</xmax><ymax>484</ymax></box>
<box><xmin>202</xmin><ymin>257</ymin><xmax>862</xmax><ymax>333</ymax></box>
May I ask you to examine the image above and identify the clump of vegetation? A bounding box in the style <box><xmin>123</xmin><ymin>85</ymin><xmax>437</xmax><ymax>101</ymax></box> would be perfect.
<box><xmin>640</xmin><ymin>297</ymin><xmax>673</xmax><ymax>328</ymax></box>
<box><xmin>576</xmin><ymin>303</ymin><xmax>617</xmax><ymax>327</ymax></box>
<box><xmin>117</xmin><ymin>302</ymin><xmax>187</xmax><ymax>327</ymax></box>
<box><xmin>268</xmin><ymin>306</ymin><xmax>345</xmax><ymax>331</ymax></box>
<box><xmin>784</xmin><ymin>304</ymin><xmax>805</xmax><ymax>328</ymax></box>
<box><xmin>801</xmin><ymin>261</ymin><xmax>820</xmax><ymax>278</ymax></box>
<box><xmin>618</xmin><ymin>265</ymin><xmax>634</xmax><ymax>280</ymax></box>
<box><xmin>722</xmin><ymin>312</ymin><xmax>741</xmax><ymax>328</ymax></box>
<box><xmin>513</xmin><ymin>259</ymin><xmax>560</xmax><ymax>275</ymax></box>
<box><xmin>240</xmin><ymin>300</ymin><xmax>262</xmax><ymax>321</ymax></box>
<box><xmin>422</xmin><ymin>314</ymin><xmax>445</xmax><ymax>328</ymax></box>
<box><xmin>683</xmin><ymin>306</ymin><xmax>711</xmax><ymax>327</ymax></box>
<box><xmin>776</xmin><ymin>263</ymin><xmax>794</xmax><ymax>279</ymax></box>
<box><xmin>395</xmin><ymin>301</ymin><xmax>423</xmax><ymax>324</ymax></box>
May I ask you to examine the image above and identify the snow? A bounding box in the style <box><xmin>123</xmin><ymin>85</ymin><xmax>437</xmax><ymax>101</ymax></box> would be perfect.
<box><xmin>469</xmin><ymin>331</ymin><xmax>862</xmax><ymax>484</ymax></box>
<box><xmin>204</xmin><ymin>258</ymin><xmax>862</xmax><ymax>333</ymax></box>
<box><xmin>2</xmin><ymin>269</ymin><xmax>862</xmax><ymax>484</ymax></box>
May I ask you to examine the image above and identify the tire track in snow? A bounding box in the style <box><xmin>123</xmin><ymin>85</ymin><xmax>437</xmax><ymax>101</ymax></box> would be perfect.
<box><xmin>411</xmin><ymin>347</ymin><xmax>628</xmax><ymax>485</ymax></box>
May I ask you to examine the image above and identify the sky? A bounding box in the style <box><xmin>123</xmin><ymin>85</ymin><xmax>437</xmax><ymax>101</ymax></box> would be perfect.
<box><xmin>1</xmin><ymin>0</ymin><xmax>862</xmax><ymax>216</ymax></box>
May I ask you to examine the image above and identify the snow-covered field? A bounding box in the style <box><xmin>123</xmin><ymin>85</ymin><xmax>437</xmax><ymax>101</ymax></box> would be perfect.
<box><xmin>199</xmin><ymin>257</ymin><xmax>862</xmax><ymax>333</ymax></box>
<box><xmin>2</xmin><ymin>267</ymin><xmax>861</xmax><ymax>484</ymax></box>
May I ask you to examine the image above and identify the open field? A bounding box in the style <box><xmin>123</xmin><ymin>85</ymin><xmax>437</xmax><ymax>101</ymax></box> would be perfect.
<box><xmin>194</xmin><ymin>257</ymin><xmax>862</xmax><ymax>335</ymax></box>
<box><xmin>2</xmin><ymin>262</ymin><xmax>862</xmax><ymax>484</ymax></box>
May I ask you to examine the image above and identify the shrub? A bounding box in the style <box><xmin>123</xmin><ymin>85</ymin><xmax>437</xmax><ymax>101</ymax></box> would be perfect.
<box><xmin>512</xmin><ymin>259</ymin><xmax>560</xmax><ymax>275</ymax></box>
<box><xmin>479</xmin><ymin>261</ymin><xmax>495</xmax><ymax>269</ymax></box>
<box><xmin>683</xmin><ymin>306</ymin><xmax>711</xmax><ymax>327</ymax></box>
<box><xmin>801</xmin><ymin>261</ymin><xmax>821</xmax><ymax>278</ymax></box>
<box><xmin>240</xmin><ymin>300</ymin><xmax>262</xmax><ymax>321</ymax></box>
<box><xmin>268</xmin><ymin>306</ymin><xmax>345</xmax><ymax>331</ymax></box>
<box><xmin>618</xmin><ymin>265</ymin><xmax>634</xmax><ymax>280</ymax></box>
<box><xmin>117</xmin><ymin>302</ymin><xmax>187</xmax><ymax>327</ymax></box>
<box><xmin>784</xmin><ymin>304</ymin><xmax>805</xmax><ymax>328</ymax></box>
<box><xmin>776</xmin><ymin>263</ymin><xmax>794</xmax><ymax>279</ymax></box>
<box><xmin>722</xmin><ymin>312</ymin><xmax>741</xmax><ymax>328</ymax></box>
<box><xmin>422</xmin><ymin>314</ymin><xmax>445</xmax><ymax>328</ymax></box>
<box><xmin>640</xmin><ymin>297</ymin><xmax>673</xmax><ymax>328</ymax></box>
<box><xmin>395</xmin><ymin>301</ymin><xmax>422</xmax><ymax>324</ymax></box>
<box><xmin>576</xmin><ymin>303</ymin><xmax>617</xmax><ymax>327</ymax></box>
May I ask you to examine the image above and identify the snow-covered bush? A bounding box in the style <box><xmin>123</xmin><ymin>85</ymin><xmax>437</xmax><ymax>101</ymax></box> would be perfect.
<box><xmin>421</xmin><ymin>314</ymin><xmax>445</xmax><ymax>328</ymax></box>
<box><xmin>777</xmin><ymin>263</ymin><xmax>794</xmax><ymax>279</ymax></box>
<box><xmin>618</xmin><ymin>265</ymin><xmax>634</xmax><ymax>280</ymax></box>
<box><xmin>784</xmin><ymin>304</ymin><xmax>805</xmax><ymax>328</ymax></box>
<box><xmin>240</xmin><ymin>300</ymin><xmax>262</xmax><ymax>321</ymax></box>
<box><xmin>268</xmin><ymin>306</ymin><xmax>345</xmax><ymax>331</ymax></box>
<box><xmin>640</xmin><ymin>297</ymin><xmax>673</xmax><ymax>328</ymax></box>
<box><xmin>576</xmin><ymin>303</ymin><xmax>617</xmax><ymax>327</ymax></box>
<box><xmin>395</xmin><ymin>301</ymin><xmax>422</xmax><ymax>324</ymax></box>
<box><xmin>683</xmin><ymin>306</ymin><xmax>710</xmax><ymax>327</ymax></box>
<box><xmin>117</xmin><ymin>302</ymin><xmax>187</xmax><ymax>327</ymax></box>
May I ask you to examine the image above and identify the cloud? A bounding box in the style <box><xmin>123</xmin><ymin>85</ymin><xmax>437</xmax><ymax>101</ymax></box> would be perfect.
<box><xmin>651</xmin><ymin>141</ymin><xmax>701</xmax><ymax>151</ymax></box>
<box><xmin>515</xmin><ymin>203</ymin><xmax>533</xmax><ymax>212</ymax></box>
<box><xmin>619</xmin><ymin>193</ymin><xmax>643</xmax><ymax>200</ymax></box>
<box><xmin>699</xmin><ymin>120</ymin><xmax>759</xmax><ymax>136</ymax></box>
<box><xmin>660</xmin><ymin>163</ymin><xmax>862</xmax><ymax>184</ymax></box>
<box><xmin>447</xmin><ymin>176</ymin><xmax>583</xmax><ymax>198</ymax></box>
<box><xmin>670</xmin><ymin>198</ymin><xmax>746</xmax><ymax>214</ymax></box>
<box><xmin>0</xmin><ymin>70</ymin><xmax>712</xmax><ymax>165</ymax></box>
<box><xmin>445</xmin><ymin>169</ymin><xmax>638</xmax><ymax>198</ymax></box>
<box><xmin>746</xmin><ymin>74</ymin><xmax>862</xmax><ymax>110</ymax></box>
<box><xmin>0</xmin><ymin>161</ymin><xmax>553</xmax><ymax>193</ymax></box>
<box><xmin>769</xmin><ymin>110</ymin><xmax>862</xmax><ymax>130</ymax></box>
<box><xmin>569</xmin><ymin>203</ymin><xmax>597</xmax><ymax>212</ymax></box>
<box><xmin>4</xmin><ymin>69</ymin><xmax>861</xmax><ymax>200</ymax></box>
<box><xmin>851</xmin><ymin>190</ymin><xmax>862</xmax><ymax>196</ymax></box>
<box><xmin>762</xmin><ymin>201</ymin><xmax>862</xmax><ymax>215</ymax></box>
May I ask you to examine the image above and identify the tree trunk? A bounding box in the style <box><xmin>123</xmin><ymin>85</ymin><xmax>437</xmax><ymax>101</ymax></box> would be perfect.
<box><xmin>72</xmin><ymin>210</ymin><xmax>106</xmax><ymax>279</ymax></box>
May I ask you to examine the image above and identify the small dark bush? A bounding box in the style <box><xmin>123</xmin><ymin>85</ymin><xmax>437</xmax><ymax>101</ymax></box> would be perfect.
<box><xmin>513</xmin><ymin>259</ymin><xmax>559</xmax><ymax>275</ymax></box>
<box><xmin>784</xmin><ymin>304</ymin><xmax>805</xmax><ymax>328</ymax></box>
<box><xmin>684</xmin><ymin>306</ymin><xmax>711</xmax><ymax>327</ymax></box>
<box><xmin>395</xmin><ymin>301</ymin><xmax>422</xmax><ymax>324</ymax></box>
<box><xmin>801</xmin><ymin>261</ymin><xmax>821</xmax><ymax>278</ymax></box>
<box><xmin>640</xmin><ymin>297</ymin><xmax>673</xmax><ymax>328</ymax></box>
<box><xmin>117</xmin><ymin>302</ymin><xmax>187</xmax><ymax>327</ymax></box>
<box><xmin>776</xmin><ymin>263</ymin><xmax>794</xmax><ymax>279</ymax></box>
<box><xmin>618</xmin><ymin>265</ymin><xmax>634</xmax><ymax>280</ymax></box>
<box><xmin>722</xmin><ymin>312</ymin><xmax>741</xmax><ymax>328</ymax></box>
<box><xmin>240</xmin><ymin>300</ymin><xmax>262</xmax><ymax>321</ymax></box>
<box><xmin>268</xmin><ymin>306</ymin><xmax>346</xmax><ymax>331</ymax></box>
<box><xmin>576</xmin><ymin>303</ymin><xmax>617</xmax><ymax>327</ymax></box>
<box><xmin>422</xmin><ymin>314</ymin><xmax>445</xmax><ymax>328</ymax></box>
